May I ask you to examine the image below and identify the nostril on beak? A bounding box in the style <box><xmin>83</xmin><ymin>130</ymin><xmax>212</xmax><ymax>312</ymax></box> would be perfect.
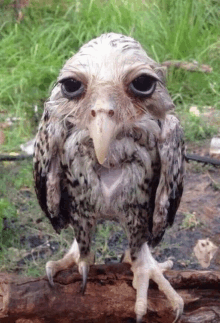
<box><xmin>108</xmin><ymin>110</ymin><xmax>114</xmax><ymax>117</ymax></box>
<box><xmin>91</xmin><ymin>109</ymin><xmax>114</xmax><ymax>118</ymax></box>
<box><xmin>91</xmin><ymin>110</ymin><xmax>96</xmax><ymax>117</ymax></box>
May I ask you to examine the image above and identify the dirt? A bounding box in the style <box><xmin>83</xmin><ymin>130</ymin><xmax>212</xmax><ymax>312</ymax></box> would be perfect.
<box><xmin>153</xmin><ymin>140</ymin><xmax>220</xmax><ymax>270</ymax></box>
<box><xmin>1</xmin><ymin>142</ymin><xmax>220</xmax><ymax>274</ymax></box>
<box><xmin>154</xmin><ymin>168</ymin><xmax>220</xmax><ymax>270</ymax></box>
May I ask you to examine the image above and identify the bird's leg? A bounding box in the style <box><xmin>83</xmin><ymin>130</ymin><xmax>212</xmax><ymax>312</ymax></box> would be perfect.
<box><xmin>46</xmin><ymin>238</ymin><xmax>95</xmax><ymax>290</ymax></box>
<box><xmin>122</xmin><ymin>244</ymin><xmax>184</xmax><ymax>323</ymax></box>
<box><xmin>46</xmin><ymin>238</ymin><xmax>80</xmax><ymax>286</ymax></box>
<box><xmin>74</xmin><ymin>222</ymin><xmax>95</xmax><ymax>294</ymax></box>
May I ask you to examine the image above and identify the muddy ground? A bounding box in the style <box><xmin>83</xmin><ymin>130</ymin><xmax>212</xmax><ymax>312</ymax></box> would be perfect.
<box><xmin>1</xmin><ymin>141</ymin><xmax>220</xmax><ymax>275</ymax></box>
<box><xmin>154</xmin><ymin>168</ymin><xmax>220</xmax><ymax>270</ymax></box>
<box><xmin>155</xmin><ymin>141</ymin><xmax>220</xmax><ymax>271</ymax></box>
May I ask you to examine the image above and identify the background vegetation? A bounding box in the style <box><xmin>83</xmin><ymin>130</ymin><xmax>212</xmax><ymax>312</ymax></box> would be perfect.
<box><xmin>0</xmin><ymin>0</ymin><xmax>219</xmax><ymax>275</ymax></box>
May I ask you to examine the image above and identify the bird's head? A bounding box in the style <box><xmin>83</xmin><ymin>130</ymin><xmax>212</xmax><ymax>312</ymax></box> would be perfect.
<box><xmin>48</xmin><ymin>33</ymin><xmax>174</xmax><ymax>165</ymax></box>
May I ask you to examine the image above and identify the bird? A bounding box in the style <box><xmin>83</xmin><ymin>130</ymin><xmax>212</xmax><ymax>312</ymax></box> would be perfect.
<box><xmin>33</xmin><ymin>33</ymin><xmax>185</xmax><ymax>322</ymax></box>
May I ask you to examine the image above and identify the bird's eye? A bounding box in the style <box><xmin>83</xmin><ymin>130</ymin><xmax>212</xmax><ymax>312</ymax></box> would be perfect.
<box><xmin>130</xmin><ymin>74</ymin><xmax>157</xmax><ymax>97</ymax></box>
<box><xmin>60</xmin><ymin>78</ymin><xmax>84</xmax><ymax>99</ymax></box>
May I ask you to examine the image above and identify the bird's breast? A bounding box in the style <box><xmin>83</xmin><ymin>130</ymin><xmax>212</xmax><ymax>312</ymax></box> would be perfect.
<box><xmin>96</xmin><ymin>166</ymin><xmax>124</xmax><ymax>207</ymax></box>
<box><xmin>65</xmin><ymin>127</ymin><xmax>159</xmax><ymax>219</ymax></box>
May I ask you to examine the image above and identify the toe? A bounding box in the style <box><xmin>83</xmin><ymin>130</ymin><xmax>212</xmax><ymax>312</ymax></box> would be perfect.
<box><xmin>158</xmin><ymin>259</ymin><xmax>173</xmax><ymax>272</ymax></box>
<box><xmin>154</xmin><ymin>271</ymin><xmax>184</xmax><ymax>322</ymax></box>
<box><xmin>133</xmin><ymin>271</ymin><xmax>149</xmax><ymax>321</ymax></box>
<box><xmin>173</xmin><ymin>296</ymin><xmax>184</xmax><ymax>323</ymax></box>
<box><xmin>135</xmin><ymin>297</ymin><xmax>147</xmax><ymax>321</ymax></box>
<box><xmin>121</xmin><ymin>249</ymin><xmax>132</xmax><ymax>264</ymax></box>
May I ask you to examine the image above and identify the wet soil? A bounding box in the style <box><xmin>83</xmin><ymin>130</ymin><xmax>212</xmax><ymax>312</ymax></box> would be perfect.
<box><xmin>154</xmin><ymin>141</ymin><xmax>220</xmax><ymax>270</ymax></box>
<box><xmin>154</xmin><ymin>169</ymin><xmax>220</xmax><ymax>270</ymax></box>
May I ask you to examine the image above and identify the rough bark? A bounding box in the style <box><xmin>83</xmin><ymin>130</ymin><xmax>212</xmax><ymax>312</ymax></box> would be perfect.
<box><xmin>0</xmin><ymin>264</ymin><xmax>220</xmax><ymax>323</ymax></box>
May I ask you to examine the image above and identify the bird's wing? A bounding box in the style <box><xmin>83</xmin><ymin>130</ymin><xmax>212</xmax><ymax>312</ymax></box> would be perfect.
<box><xmin>33</xmin><ymin>114</ymin><xmax>71</xmax><ymax>233</ymax></box>
<box><xmin>152</xmin><ymin>115</ymin><xmax>185</xmax><ymax>245</ymax></box>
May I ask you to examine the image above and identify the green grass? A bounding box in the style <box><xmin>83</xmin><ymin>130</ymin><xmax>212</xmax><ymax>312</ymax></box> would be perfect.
<box><xmin>0</xmin><ymin>198</ymin><xmax>17</xmax><ymax>231</ymax></box>
<box><xmin>181</xmin><ymin>113</ymin><xmax>217</xmax><ymax>141</ymax></box>
<box><xmin>0</xmin><ymin>0</ymin><xmax>219</xmax><ymax>152</ymax></box>
<box><xmin>0</xmin><ymin>0</ymin><xmax>220</xmax><ymax>275</ymax></box>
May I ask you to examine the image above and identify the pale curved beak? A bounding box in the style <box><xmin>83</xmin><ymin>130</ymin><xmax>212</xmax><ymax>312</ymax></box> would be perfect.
<box><xmin>88</xmin><ymin>112</ymin><xmax>116</xmax><ymax>164</ymax></box>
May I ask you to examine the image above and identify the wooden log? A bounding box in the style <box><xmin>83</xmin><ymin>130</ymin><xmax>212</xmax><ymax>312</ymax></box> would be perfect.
<box><xmin>1</xmin><ymin>264</ymin><xmax>220</xmax><ymax>323</ymax></box>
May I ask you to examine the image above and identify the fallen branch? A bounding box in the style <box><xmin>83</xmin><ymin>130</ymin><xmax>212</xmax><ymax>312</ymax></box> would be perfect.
<box><xmin>161</xmin><ymin>60</ymin><xmax>213</xmax><ymax>73</ymax></box>
<box><xmin>0</xmin><ymin>154</ymin><xmax>220</xmax><ymax>170</ymax></box>
<box><xmin>185</xmin><ymin>153</ymin><xmax>220</xmax><ymax>167</ymax></box>
<box><xmin>0</xmin><ymin>154</ymin><xmax>33</xmax><ymax>161</ymax></box>
<box><xmin>1</xmin><ymin>152</ymin><xmax>220</xmax><ymax>169</ymax></box>
<box><xmin>1</xmin><ymin>264</ymin><xmax>220</xmax><ymax>322</ymax></box>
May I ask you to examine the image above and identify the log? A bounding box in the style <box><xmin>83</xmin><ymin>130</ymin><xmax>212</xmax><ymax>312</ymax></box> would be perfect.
<box><xmin>1</xmin><ymin>264</ymin><xmax>220</xmax><ymax>323</ymax></box>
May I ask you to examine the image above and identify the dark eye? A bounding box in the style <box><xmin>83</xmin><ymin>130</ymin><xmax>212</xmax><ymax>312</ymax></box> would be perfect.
<box><xmin>130</xmin><ymin>74</ymin><xmax>157</xmax><ymax>97</ymax></box>
<box><xmin>60</xmin><ymin>78</ymin><xmax>84</xmax><ymax>99</ymax></box>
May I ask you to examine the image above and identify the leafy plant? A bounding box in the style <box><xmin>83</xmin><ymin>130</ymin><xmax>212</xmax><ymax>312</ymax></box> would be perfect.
<box><xmin>180</xmin><ymin>212</ymin><xmax>201</xmax><ymax>230</ymax></box>
<box><xmin>181</xmin><ymin>113</ymin><xmax>217</xmax><ymax>141</ymax></box>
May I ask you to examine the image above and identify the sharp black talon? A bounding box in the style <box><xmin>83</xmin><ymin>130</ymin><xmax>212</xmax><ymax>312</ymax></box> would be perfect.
<box><xmin>173</xmin><ymin>311</ymin><xmax>180</xmax><ymax>323</ymax></box>
<box><xmin>80</xmin><ymin>264</ymin><xmax>89</xmax><ymax>295</ymax></box>
<box><xmin>136</xmin><ymin>315</ymin><xmax>142</xmax><ymax>323</ymax></box>
<box><xmin>120</xmin><ymin>252</ymin><xmax>125</xmax><ymax>263</ymax></box>
<box><xmin>46</xmin><ymin>267</ymin><xmax>55</xmax><ymax>287</ymax></box>
<box><xmin>173</xmin><ymin>304</ymin><xmax>184</xmax><ymax>323</ymax></box>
